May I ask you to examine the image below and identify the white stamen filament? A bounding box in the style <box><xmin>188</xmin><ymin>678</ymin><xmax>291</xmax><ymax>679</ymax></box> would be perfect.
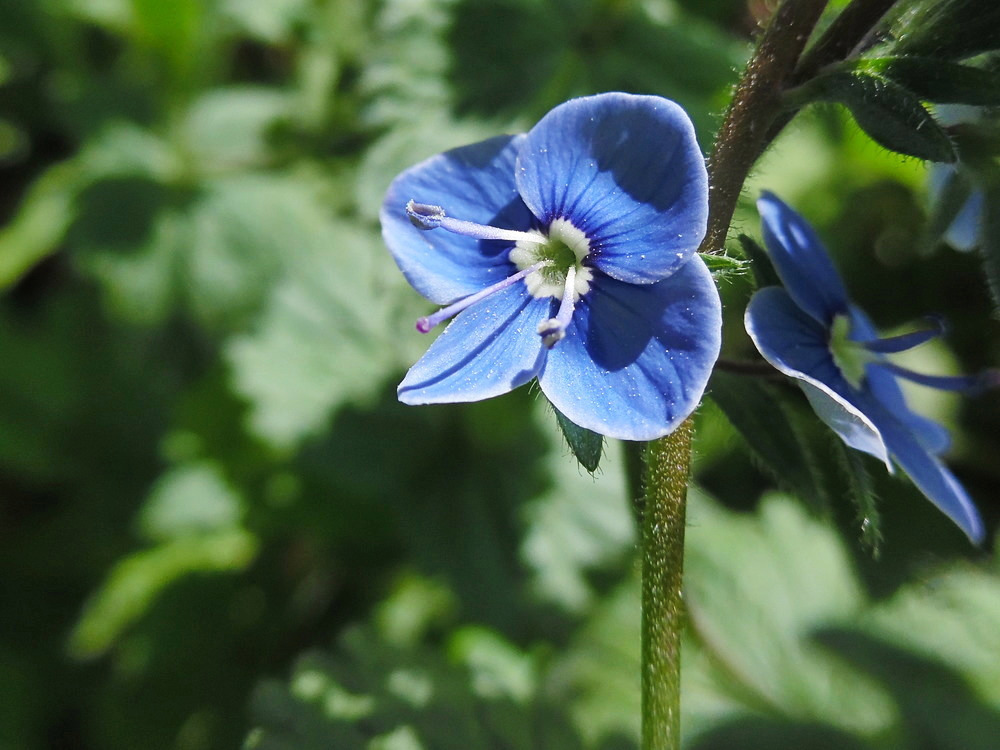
<box><xmin>537</xmin><ymin>266</ymin><xmax>578</xmax><ymax>348</ymax></box>
<box><xmin>406</xmin><ymin>200</ymin><xmax>546</xmax><ymax>244</ymax></box>
<box><xmin>416</xmin><ymin>261</ymin><xmax>549</xmax><ymax>333</ymax></box>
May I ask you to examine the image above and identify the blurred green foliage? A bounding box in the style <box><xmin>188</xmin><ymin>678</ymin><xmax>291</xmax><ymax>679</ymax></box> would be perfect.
<box><xmin>1</xmin><ymin>1</ymin><xmax>998</xmax><ymax>749</ymax></box>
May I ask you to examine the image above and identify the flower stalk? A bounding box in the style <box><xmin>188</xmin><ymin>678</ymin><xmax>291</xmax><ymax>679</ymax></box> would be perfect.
<box><xmin>641</xmin><ymin>418</ymin><xmax>693</xmax><ymax>750</ymax></box>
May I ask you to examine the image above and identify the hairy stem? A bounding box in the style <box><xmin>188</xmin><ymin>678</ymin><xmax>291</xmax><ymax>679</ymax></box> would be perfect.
<box><xmin>763</xmin><ymin>0</ymin><xmax>901</xmax><ymax>149</ymax></box>
<box><xmin>700</xmin><ymin>0</ymin><xmax>829</xmax><ymax>256</ymax></box>
<box><xmin>641</xmin><ymin>418</ymin><xmax>694</xmax><ymax>750</ymax></box>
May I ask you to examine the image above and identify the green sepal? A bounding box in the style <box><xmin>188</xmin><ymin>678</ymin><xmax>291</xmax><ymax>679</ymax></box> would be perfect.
<box><xmin>834</xmin><ymin>438</ymin><xmax>882</xmax><ymax>556</ymax></box>
<box><xmin>851</xmin><ymin>57</ymin><xmax>1000</xmax><ymax>105</ymax></box>
<box><xmin>888</xmin><ymin>0</ymin><xmax>1000</xmax><ymax>60</ymax></box>
<box><xmin>737</xmin><ymin>234</ymin><xmax>781</xmax><ymax>289</ymax></box>
<box><xmin>698</xmin><ymin>251</ymin><xmax>750</xmax><ymax>279</ymax></box>
<box><xmin>787</xmin><ymin>69</ymin><xmax>955</xmax><ymax>161</ymax></box>
<box><xmin>552</xmin><ymin>404</ymin><xmax>604</xmax><ymax>473</ymax></box>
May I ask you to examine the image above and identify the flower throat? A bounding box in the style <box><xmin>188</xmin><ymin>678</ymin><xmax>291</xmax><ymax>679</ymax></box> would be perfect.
<box><xmin>404</xmin><ymin>201</ymin><xmax>592</xmax><ymax>347</ymax></box>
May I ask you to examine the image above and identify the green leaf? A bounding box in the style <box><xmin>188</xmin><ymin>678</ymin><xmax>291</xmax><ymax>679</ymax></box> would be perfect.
<box><xmin>3</xmin><ymin>120</ymin><xmax>180</xmax><ymax>292</ymax></box>
<box><xmin>684</xmin><ymin>492</ymin><xmax>894</xmax><ymax>734</ymax></box>
<box><xmin>137</xmin><ymin>461</ymin><xmax>245</xmax><ymax>542</ymax></box>
<box><xmin>0</xmin><ymin>160</ymin><xmax>82</xmax><ymax>289</ymax></box>
<box><xmin>818</xmin><ymin>562</ymin><xmax>1000</xmax><ymax>749</ymax></box>
<box><xmin>68</xmin><ymin>528</ymin><xmax>258</xmax><ymax>658</ymax></box>
<box><xmin>521</xmin><ymin>409</ymin><xmax>633</xmax><ymax>613</ymax></box>
<box><xmin>246</xmin><ymin>626</ymin><xmax>583</xmax><ymax>750</ymax></box>
<box><xmin>862</xmin><ymin>563</ymin><xmax>1000</xmax><ymax>710</ymax></box>
<box><xmin>552</xmin><ymin>574</ymin><xmax>641</xmax><ymax>744</ymax></box>
<box><xmin>218</xmin><ymin>0</ymin><xmax>310</xmax><ymax>43</ymax></box>
<box><xmin>129</xmin><ymin>0</ymin><xmax>205</xmax><ymax>81</ymax></box>
<box><xmin>788</xmin><ymin>70</ymin><xmax>955</xmax><ymax>161</ymax></box>
<box><xmin>225</xmin><ymin>218</ymin><xmax>408</xmax><ymax>450</ymax></box>
<box><xmin>708</xmin><ymin>372</ymin><xmax>831</xmax><ymax>511</ymax></box>
<box><xmin>889</xmin><ymin>0</ymin><xmax>1000</xmax><ymax>60</ymax></box>
<box><xmin>180</xmin><ymin>86</ymin><xmax>291</xmax><ymax>170</ymax></box>
<box><xmin>852</xmin><ymin>57</ymin><xmax>1000</xmax><ymax>106</ymax></box>
<box><xmin>552</xmin><ymin>405</ymin><xmax>603</xmax><ymax>473</ymax></box>
<box><xmin>980</xmin><ymin>180</ymin><xmax>1000</xmax><ymax>312</ymax></box>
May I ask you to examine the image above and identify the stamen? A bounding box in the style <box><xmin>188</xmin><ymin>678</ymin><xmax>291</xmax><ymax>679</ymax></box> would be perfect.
<box><xmin>406</xmin><ymin>200</ymin><xmax>545</xmax><ymax>244</ymax></box>
<box><xmin>416</xmin><ymin>261</ymin><xmax>549</xmax><ymax>333</ymax></box>
<box><xmin>858</xmin><ymin>317</ymin><xmax>945</xmax><ymax>354</ymax></box>
<box><xmin>537</xmin><ymin>266</ymin><xmax>578</xmax><ymax>348</ymax></box>
<box><xmin>877</xmin><ymin>362</ymin><xmax>1000</xmax><ymax>395</ymax></box>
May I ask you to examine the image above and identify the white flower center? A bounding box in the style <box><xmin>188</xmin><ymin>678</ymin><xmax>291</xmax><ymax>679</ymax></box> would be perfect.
<box><xmin>508</xmin><ymin>218</ymin><xmax>593</xmax><ymax>300</ymax></box>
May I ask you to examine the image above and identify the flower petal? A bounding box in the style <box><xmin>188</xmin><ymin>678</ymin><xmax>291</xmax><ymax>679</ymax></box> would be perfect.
<box><xmin>537</xmin><ymin>255</ymin><xmax>721</xmax><ymax>440</ymax></box>
<box><xmin>757</xmin><ymin>192</ymin><xmax>850</xmax><ymax>325</ymax></box>
<box><xmin>515</xmin><ymin>93</ymin><xmax>708</xmax><ymax>285</ymax></box>
<box><xmin>398</xmin><ymin>283</ymin><xmax>550</xmax><ymax>404</ymax></box>
<box><xmin>856</xmin><ymin>392</ymin><xmax>985</xmax><ymax>543</ymax></box>
<box><xmin>745</xmin><ymin>287</ymin><xmax>890</xmax><ymax>466</ymax></box>
<box><xmin>381</xmin><ymin>134</ymin><xmax>534</xmax><ymax>305</ymax></box>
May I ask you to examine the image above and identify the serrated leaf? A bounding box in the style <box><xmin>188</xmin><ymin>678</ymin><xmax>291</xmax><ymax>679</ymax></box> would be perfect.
<box><xmin>225</xmin><ymin>219</ymin><xmax>403</xmax><ymax>450</ymax></box>
<box><xmin>684</xmin><ymin>492</ymin><xmax>894</xmax><ymax>734</ymax></box>
<box><xmin>861</xmin><ymin>563</ymin><xmax>1000</xmax><ymax>710</ymax></box>
<box><xmin>708</xmin><ymin>372</ymin><xmax>830</xmax><ymax>511</ymax></box>
<box><xmin>853</xmin><ymin>57</ymin><xmax>1000</xmax><ymax>106</ymax></box>
<box><xmin>790</xmin><ymin>70</ymin><xmax>955</xmax><ymax>161</ymax></box>
<box><xmin>180</xmin><ymin>86</ymin><xmax>290</xmax><ymax>170</ymax></box>
<box><xmin>552</xmin><ymin>405</ymin><xmax>603</xmax><ymax>473</ymax></box>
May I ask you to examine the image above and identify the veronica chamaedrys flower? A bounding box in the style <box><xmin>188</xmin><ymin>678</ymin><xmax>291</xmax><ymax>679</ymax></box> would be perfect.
<box><xmin>380</xmin><ymin>93</ymin><xmax>721</xmax><ymax>440</ymax></box>
<box><xmin>745</xmin><ymin>192</ymin><xmax>992</xmax><ymax>543</ymax></box>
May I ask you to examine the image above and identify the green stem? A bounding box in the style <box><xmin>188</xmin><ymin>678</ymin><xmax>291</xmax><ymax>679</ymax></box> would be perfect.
<box><xmin>641</xmin><ymin>418</ymin><xmax>693</xmax><ymax>750</ymax></box>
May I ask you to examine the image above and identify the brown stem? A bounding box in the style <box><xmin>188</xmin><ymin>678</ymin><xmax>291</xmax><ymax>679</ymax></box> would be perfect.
<box><xmin>700</xmin><ymin>0</ymin><xmax>829</xmax><ymax>256</ymax></box>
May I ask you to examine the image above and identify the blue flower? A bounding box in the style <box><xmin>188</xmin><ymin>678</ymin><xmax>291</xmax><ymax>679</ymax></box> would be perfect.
<box><xmin>745</xmin><ymin>192</ymin><xmax>991</xmax><ymax>543</ymax></box>
<box><xmin>380</xmin><ymin>93</ymin><xmax>721</xmax><ymax>440</ymax></box>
